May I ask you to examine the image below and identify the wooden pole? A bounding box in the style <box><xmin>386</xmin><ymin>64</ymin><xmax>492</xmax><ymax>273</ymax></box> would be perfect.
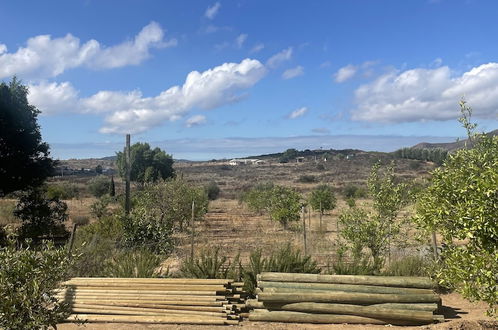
<box><xmin>259</xmin><ymin>272</ymin><xmax>435</xmax><ymax>289</ymax></box>
<box><xmin>257</xmin><ymin>292</ymin><xmax>440</xmax><ymax>304</ymax></box>
<box><xmin>125</xmin><ymin>134</ymin><xmax>131</xmax><ymax>216</ymax></box>
<box><xmin>431</xmin><ymin>232</ymin><xmax>439</xmax><ymax>260</ymax></box>
<box><xmin>67</xmin><ymin>223</ymin><xmax>78</xmax><ymax>257</ymax></box>
<box><xmin>308</xmin><ymin>207</ymin><xmax>311</xmax><ymax>231</ymax></box>
<box><xmin>319</xmin><ymin>201</ymin><xmax>322</xmax><ymax>230</ymax></box>
<box><xmin>302</xmin><ymin>206</ymin><xmax>307</xmax><ymax>255</ymax></box>
<box><xmin>191</xmin><ymin>200</ymin><xmax>195</xmax><ymax>261</ymax></box>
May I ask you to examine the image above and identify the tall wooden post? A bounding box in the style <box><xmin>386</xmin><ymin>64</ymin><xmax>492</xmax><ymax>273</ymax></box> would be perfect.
<box><xmin>319</xmin><ymin>201</ymin><xmax>323</xmax><ymax>230</ymax></box>
<box><xmin>431</xmin><ymin>232</ymin><xmax>439</xmax><ymax>260</ymax></box>
<box><xmin>302</xmin><ymin>206</ymin><xmax>307</xmax><ymax>255</ymax></box>
<box><xmin>308</xmin><ymin>207</ymin><xmax>311</xmax><ymax>231</ymax></box>
<box><xmin>125</xmin><ymin>134</ymin><xmax>131</xmax><ymax>216</ymax></box>
<box><xmin>190</xmin><ymin>200</ymin><xmax>195</xmax><ymax>261</ymax></box>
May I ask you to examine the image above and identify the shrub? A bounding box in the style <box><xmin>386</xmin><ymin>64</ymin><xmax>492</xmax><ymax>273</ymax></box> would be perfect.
<box><xmin>103</xmin><ymin>249</ymin><xmax>163</xmax><ymax>278</ymax></box>
<box><xmin>241</xmin><ymin>244</ymin><xmax>320</xmax><ymax>295</ymax></box>
<box><xmin>88</xmin><ymin>175</ymin><xmax>110</xmax><ymax>198</ymax></box>
<box><xmin>71</xmin><ymin>216</ymin><xmax>123</xmax><ymax>277</ymax></box>
<box><xmin>267</xmin><ymin>186</ymin><xmax>301</xmax><ymax>228</ymax></box>
<box><xmin>90</xmin><ymin>195</ymin><xmax>111</xmax><ymax>219</ymax></box>
<box><xmin>383</xmin><ymin>255</ymin><xmax>431</xmax><ymax>277</ymax></box>
<box><xmin>0</xmin><ymin>239</ymin><xmax>74</xmax><ymax>329</ymax></box>
<box><xmin>46</xmin><ymin>182</ymin><xmax>80</xmax><ymax>200</ymax></box>
<box><xmin>316</xmin><ymin>164</ymin><xmax>326</xmax><ymax>171</ymax></box>
<box><xmin>342</xmin><ymin>184</ymin><xmax>368</xmax><ymax>199</ymax></box>
<box><xmin>330</xmin><ymin>246</ymin><xmax>377</xmax><ymax>275</ymax></box>
<box><xmin>297</xmin><ymin>175</ymin><xmax>316</xmax><ymax>183</ymax></box>
<box><xmin>0</xmin><ymin>200</ymin><xmax>17</xmax><ymax>226</ymax></box>
<box><xmin>180</xmin><ymin>247</ymin><xmax>240</xmax><ymax>280</ymax></box>
<box><xmin>14</xmin><ymin>187</ymin><xmax>69</xmax><ymax>241</ymax></box>
<box><xmin>205</xmin><ymin>181</ymin><xmax>220</xmax><ymax>200</ymax></box>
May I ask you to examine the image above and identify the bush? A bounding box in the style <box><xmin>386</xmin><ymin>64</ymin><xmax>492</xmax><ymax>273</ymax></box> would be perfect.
<box><xmin>342</xmin><ymin>184</ymin><xmax>368</xmax><ymax>199</ymax></box>
<box><xmin>71</xmin><ymin>216</ymin><xmax>123</xmax><ymax>277</ymax></box>
<box><xmin>14</xmin><ymin>187</ymin><xmax>69</xmax><ymax>241</ymax></box>
<box><xmin>88</xmin><ymin>175</ymin><xmax>110</xmax><ymax>198</ymax></box>
<box><xmin>103</xmin><ymin>248</ymin><xmax>164</xmax><ymax>278</ymax></box>
<box><xmin>180</xmin><ymin>247</ymin><xmax>240</xmax><ymax>280</ymax></box>
<box><xmin>297</xmin><ymin>175</ymin><xmax>316</xmax><ymax>183</ymax></box>
<box><xmin>316</xmin><ymin>164</ymin><xmax>325</xmax><ymax>171</ymax></box>
<box><xmin>330</xmin><ymin>247</ymin><xmax>377</xmax><ymax>275</ymax></box>
<box><xmin>383</xmin><ymin>255</ymin><xmax>431</xmax><ymax>277</ymax></box>
<box><xmin>46</xmin><ymin>182</ymin><xmax>80</xmax><ymax>200</ymax></box>
<box><xmin>242</xmin><ymin>182</ymin><xmax>274</xmax><ymax>214</ymax></box>
<box><xmin>90</xmin><ymin>195</ymin><xmax>111</xmax><ymax>219</ymax></box>
<box><xmin>241</xmin><ymin>244</ymin><xmax>320</xmax><ymax>295</ymax></box>
<box><xmin>0</xmin><ymin>239</ymin><xmax>74</xmax><ymax>329</ymax></box>
<box><xmin>205</xmin><ymin>181</ymin><xmax>220</xmax><ymax>200</ymax></box>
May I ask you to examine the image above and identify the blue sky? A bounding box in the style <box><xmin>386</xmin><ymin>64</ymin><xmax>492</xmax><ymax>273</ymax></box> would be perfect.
<box><xmin>2</xmin><ymin>0</ymin><xmax>498</xmax><ymax>160</ymax></box>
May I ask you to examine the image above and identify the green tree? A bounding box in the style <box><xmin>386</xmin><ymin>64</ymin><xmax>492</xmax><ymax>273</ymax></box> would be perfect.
<box><xmin>0</xmin><ymin>78</ymin><xmax>55</xmax><ymax>196</ymax></box>
<box><xmin>109</xmin><ymin>175</ymin><xmax>116</xmax><ymax>197</ymax></box>
<box><xmin>95</xmin><ymin>164</ymin><xmax>103</xmax><ymax>174</ymax></box>
<box><xmin>267</xmin><ymin>186</ymin><xmax>301</xmax><ymax>228</ymax></box>
<box><xmin>0</xmin><ymin>239</ymin><xmax>75</xmax><ymax>329</ymax></box>
<box><xmin>88</xmin><ymin>175</ymin><xmax>110</xmax><ymax>198</ymax></box>
<box><xmin>14</xmin><ymin>187</ymin><xmax>69</xmax><ymax>241</ymax></box>
<box><xmin>309</xmin><ymin>184</ymin><xmax>336</xmax><ymax>215</ymax></box>
<box><xmin>338</xmin><ymin>163</ymin><xmax>408</xmax><ymax>272</ymax></box>
<box><xmin>116</xmin><ymin>143</ymin><xmax>174</xmax><ymax>185</ymax></box>
<box><xmin>415</xmin><ymin>100</ymin><xmax>498</xmax><ymax>315</ymax></box>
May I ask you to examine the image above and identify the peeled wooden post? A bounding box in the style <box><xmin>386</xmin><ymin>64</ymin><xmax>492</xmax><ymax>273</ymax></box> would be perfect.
<box><xmin>67</xmin><ymin>223</ymin><xmax>78</xmax><ymax>257</ymax></box>
<box><xmin>431</xmin><ymin>232</ymin><xmax>439</xmax><ymax>260</ymax></box>
<box><xmin>319</xmin><ymin>201</ymin><xmax>322</xmax><ymax>229</ymax></box>
<box><xmin>258</xmin><ymin>292</ymin><xmax>440</xmax><ymax>304</ymax></box>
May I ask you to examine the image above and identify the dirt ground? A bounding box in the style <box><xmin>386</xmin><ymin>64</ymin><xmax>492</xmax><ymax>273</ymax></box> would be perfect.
<box><xmin>58</xmin><ymin>293</ymin><xmax>497</xmax><ymax>330</ymax></box>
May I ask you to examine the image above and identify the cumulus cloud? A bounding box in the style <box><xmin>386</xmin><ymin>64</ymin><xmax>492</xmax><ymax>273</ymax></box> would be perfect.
<box><xmin>250</xmin><ymin>43</ymin><xmax>264</xmax><ymax>54</ymax></box>
<box><xmin>334</xmin><ymin>64</ymin><xmax>357</xmax><ymax>83</ymax></box>
<box><xmin>235</xmin><ymin>34</ymin><xmax>248</xmax><ymax>49</ymax></box>
<box><xmin>266</xmin><ymin>47</ymin><xmax>292</xmax><ymax>68</ymax></box>
<box><xmin>287</xmin><ymin>107</ymin><xmax>308</xmax><ymax>119</ymax></box>
<box><xmin>28</xmin><ymin>58</ymin><xmax>267</xmax><ymax>134</ymax></box>
<box><xmin>352</xmin><ymin>62</ymin><xmax>498</xmax><ymax>122</ymax></box>
<box><xmin>205</xmin><ymin>2</ymin><xmax>221</xmax><ymax>19</ymax></box>
<box><xmin>0</xmin><ymin>22</ymin><xmax>175</xmax><ymax>80</ymax></box>
<box><xmin>186</xmin><ymin>115</ymin><xmax>207</xmax><ymax>127</ymax></box>
<box><xmin>282</xmin><ymin>65</ymin><xmax>304</xmax><ymax>79</ymax></box>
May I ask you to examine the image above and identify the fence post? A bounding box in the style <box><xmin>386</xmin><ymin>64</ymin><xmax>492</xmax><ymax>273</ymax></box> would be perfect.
<box><xmin>125</xmin><ymin>134</ymin><xmax>131</xmax><ymax>216</ymax></box>
<box><xmin>67</xmin><ymin>223</ymin><xmax>78</xmax><ymax>257</ymax></box>
<box><xmin>319</xmin><ymin>201</ymin><xmax>322</xmax><ymax>230</ymax></box>
<box><xmin>302</xmin><ymin>206</ymin><xmax>307</xmax><ymax>255</ymax></box>
<box><xmin>431</xmin><ymin>231</ymin><xmax>439</xmax><ymax>260</ymax></box>
<box><xmin>190</xmin><ymin>200</ymin><xmax>195</xmax><ymax>261</ymax></box>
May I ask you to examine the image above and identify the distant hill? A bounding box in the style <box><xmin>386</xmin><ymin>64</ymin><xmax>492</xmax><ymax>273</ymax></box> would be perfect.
<box><xmin>412</xmin><ymin>129</ymin><xmax>498</xmax><ymax>152</ymax></box>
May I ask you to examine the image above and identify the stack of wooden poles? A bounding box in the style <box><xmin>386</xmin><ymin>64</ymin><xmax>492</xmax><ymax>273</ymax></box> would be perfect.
<box><xmin>57</xmin><ymin>277</ymin><xmax>241</xmax><ymax>325</ymax></box>
<box><xmin>248</xmin><ymin>272</ymin><xmax>444</xmax><ymax>326</ymax></box>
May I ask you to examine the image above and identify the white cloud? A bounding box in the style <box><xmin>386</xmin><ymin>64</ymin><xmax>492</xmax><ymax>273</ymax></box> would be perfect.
<box><xmin>352</xmin><ymin>62</ymin><xmax>498</xmax><ymax>122</ymax></box>
<box><xmin>282</xmin><ymin>65</ymin><xmax>304</xmax><ymax>79</ymax></box>
<box><xmin>235</xmin><ymin>34</ymin><xmax>248</xmax><ymax>49</ymax></box>
<box><xmin>0</xmin><ymin>22</ymin><xmax>175</xmax><ymax>80</ymax></box>
<box><xmin>186</xmin><ymin>115</ymin><xmax>207</xmax><ymax>127</ymax></box>
<box><xmin>205</xmin><ymin>2</ymin><xmax>221</xmax><ymax>19</ymax></box>
<box><xmin>250</xmin><ymin>43</ymin><xmax>264</xmax><ymax>54</ymax></box>
<box><xmin>266</xmin><ymin>47</ymin><xmax>293</xmax><ymax>68</ymax></box>
<box><xmin>28</xmin><ymin>58</ymin><xmax>267</xmax><ymax>134</ymax></box>
<box><xmin>287</xmin><ymin>107</ymin><xmax>308</xmax><ymax>119</ymax></box>
<box><xmin>334</xmin><ymin>64</ymin><xmax>357</xmax><ymax>83</ymax></box>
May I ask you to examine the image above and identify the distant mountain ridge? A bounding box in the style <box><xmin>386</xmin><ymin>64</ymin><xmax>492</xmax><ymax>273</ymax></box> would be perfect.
<box><xmin>412</xmin><ymin>129</ymin><xmax>498</xmax><ymax>152</ymax></box>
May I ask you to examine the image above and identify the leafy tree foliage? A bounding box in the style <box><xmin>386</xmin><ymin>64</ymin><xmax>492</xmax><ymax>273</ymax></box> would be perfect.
<box><xmin>116</xmin><ymin>143</ymin><xmax>174</xmax><ymax>185</ymax></box>
<box><xmin>338</xmin><ymin>163</ymin><xmax>408</xmax><ymax>272</ymax></box>
<box><xmin>205</xmin><ymin>181</ymin><xmax>220</xmax><ymax>200</ymax></box>
<box><xmin>0</xmin><ymin>239</ymin><xmax>74</xmax><ymax>329</ymax></box>
<box><xmin>415</xmin><ymin>101</ymin><xmax>498</xmax><ymax>315</ymax></box>
<box><xmin>0</xmin><ymin>78</ymin><xmax>55</xmax><ymax>196</ymax></box>
<box><xmin>279</xmin><ymin>148</ymin><xmax>299</xmax><ymax>163</ymax></box>
<box><xmin>309</xmin><ymin>184</ymin><xmax>336</xmax><ymax>215</ymax></box>
<box><xmin>267</xmin><ymin>185</ymin><xmax>301</xmax><ymax>228</ymax></box>
<box><xmin>123</xmin><ymin>178</ymin><xmax>208</xmax><ymax>252</ymax></box>
<box><xmin>242</xmin><ymin>182</ymin><xmax>275</xmax><ymax>214</ymax></box>
<box><xmin>14</xmin><ymin>187</ymin><xmax>69</xmax><ymax>241</ymax></box>
<box><xmin>393</xmin><ymin>147</ymin><xmax>448</xmax><ymax>165</ymax></box>
<box><xmin>95</xmin><ymin>164</ymin><xmax>103</xmax><ymax>174</ymax></box>
<box><xmin>88</xmin><ymin>175</ymin><xmax>111</xmax><ymax>198</ymax></box>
